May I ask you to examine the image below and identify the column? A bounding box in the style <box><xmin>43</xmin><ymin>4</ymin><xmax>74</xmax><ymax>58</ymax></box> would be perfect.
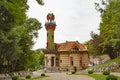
<box><xmin>45</xmin><ymin>57</ymin><xmax>47</xmax><ymax>67</ymax></box>
<box><xmin>54</xmin><ymin>57</ymin><xmax>56</xmax><ymax>67</ymax></box>
<box><xmin>48</xmin><ymin>58</ymin><xmax>51</xmax><ymax>67</ymax></box>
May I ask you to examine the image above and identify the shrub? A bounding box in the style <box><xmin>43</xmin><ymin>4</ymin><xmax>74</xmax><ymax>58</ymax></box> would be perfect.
<box><xmin>103</xmin><ymin>70</ymin><xmax>110</xmax><ymax>75</ymax></box>
<box><xmin>72</xmin><ymin>71</ymin><xmax>76</xmax><ymax>74</ymax></box>
<box><xmin>20</xmin><ymin>79</ymin><xmax>25</xmax><ymax>80</ymax></box>
<box><xmin>26</xmin><ymin>75</ymin><xmax>31</xmax><ymax>79</ymax></box>
<box><xmin>106</xmin><ymin>75</ymin><xmax>118</xmax><ymax>80</ymax></box>
<box><xmin>12</xmin><ymin>76</ymin><xmax>19</xmax><ymax>80</ymax></box>
<box><xmin>88</xmin><ymin>69</ymin><xmax>94</xmax><ymax>74</ymax></box>
<box><xmin>41</xmin><ymin>73</ymin><xmax>45</xmax><ymax>76</ymax></box>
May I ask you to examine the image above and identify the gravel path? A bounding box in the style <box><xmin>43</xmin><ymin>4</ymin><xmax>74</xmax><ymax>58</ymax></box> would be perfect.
<box><xmin>33</xmin><ymin>71</ymin><xmax>120</xmax><ymax>80</ymax></box>
<box><xmin>39</xmin><ymin>72</ymin><xmax>95</xmax><ymax>80</ymax></box>
<box><xmin>111</xmin><ymin>72</ymin><xmax>120</xmax><ymax>76</ymax></box>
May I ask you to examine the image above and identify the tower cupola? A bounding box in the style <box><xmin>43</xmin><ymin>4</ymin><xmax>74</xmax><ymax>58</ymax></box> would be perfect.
<box><xmin>45</xmin><ymin>12</ymin><xmax>56</xmax><ymax>50</ymax></box>
<box><xmin>45</xmin><ymin>13</ymin><xmax>56</xmax><ymax>30</ymax></box>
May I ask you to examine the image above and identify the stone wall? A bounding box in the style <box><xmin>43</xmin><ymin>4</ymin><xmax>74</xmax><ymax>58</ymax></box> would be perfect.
<box><xmin>93</xmin><ymin>62</ymin><xmax>120</xmax><ymax>72</ymax></box>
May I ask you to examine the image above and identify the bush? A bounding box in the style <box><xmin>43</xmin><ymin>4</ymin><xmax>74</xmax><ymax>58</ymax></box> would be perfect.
<box><xmin>103</xmin><ymin>70</ymin><xmax>110</xmax><ymax>75</ymax></box>
<box><xmin>106</xmin><ymin>75</ymin><xmax>118</xmax><ymax>80</ymax></box>
<box><xmin>41</xmin><ymin>73</ymin><xmax>45</xmax><ymax>76</ymax></box>
<box><xmin>26</xmin><ymin>75</ymin><xmax>31</xmax><ymax>79</ymax></box>
<box><xmin>88</xmin><ymin>69</ymin><xmax>94</xmax><ymax>74</ymax></box>
<box><xmin>72</xmin><ymin>71</ymin><xmax>76</xmax><ymax>74</ymax></box>
<box><xmin>12</xmin><ymin>76</ymin><xmax>19</xmax><ymax>80</ymax></box>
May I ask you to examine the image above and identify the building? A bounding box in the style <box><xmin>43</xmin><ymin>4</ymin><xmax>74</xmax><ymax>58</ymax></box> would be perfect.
<box><xmin>43</xmin><ymin>12</ymin><xmax>89</xmax><ymax>71</ymax></box>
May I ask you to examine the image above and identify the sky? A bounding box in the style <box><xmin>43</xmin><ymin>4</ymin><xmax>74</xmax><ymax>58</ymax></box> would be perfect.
<box><xmin>27</xmin><ymin>0</ymin><xmax>101</xmax><ymax>50</ymax></box>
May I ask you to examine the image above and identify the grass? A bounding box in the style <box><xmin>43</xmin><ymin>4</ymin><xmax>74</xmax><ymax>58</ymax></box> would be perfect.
<box><xmin>85</xmin><ymin>74</ymin><xmax>107</xmax><ymax>80</ymax></box>
<box><xmin>19</xmin><ymin>75</ymin><xmax>48</xmax><ymax>80</ymax></box>
<box><xmin>82</xmin><ymin>73</ymin><xmax>120</xmax><ymax>80</ymax></box>
<box><xmin>32</xmin><ymin>75</ymin><xmax>48</xmax><ymax>79</ymax></box>
<box><xmin>84</xmin><ymin>56</ymin><xmax>120</xmax><ymax>80</ymax></box>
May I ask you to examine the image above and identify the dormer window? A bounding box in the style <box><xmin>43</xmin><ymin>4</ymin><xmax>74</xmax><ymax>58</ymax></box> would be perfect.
<box><xmin>72</xmin><ymin>46</ymin><xmax>79</xmax><ymax>51</ymax></box>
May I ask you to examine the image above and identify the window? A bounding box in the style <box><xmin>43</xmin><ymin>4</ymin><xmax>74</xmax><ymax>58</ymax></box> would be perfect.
<box><xmin>52</xmin><ymin>35</ymin><xmax>54</xmax><ymax>39</ymax></box>
<box><xmin>60</xmin><ymin>60</ymin><xmax>62</xmax><ymax>63</ymax></box>
<box><xmin>47</xmin><ymin>42</ymin><xmax>48</xmax><ymax>48</ymax></box>
<box><xmin>72</xmin><ymin>46</ymin><xmax>79</xmax><ymax>51</ymax></box>
<box><xmin>70</xmin><ymin>57</ymin><xmax>73</xmax><ymax>66</ymax></box>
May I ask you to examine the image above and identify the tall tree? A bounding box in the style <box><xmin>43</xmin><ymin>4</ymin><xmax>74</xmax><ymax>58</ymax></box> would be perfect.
<box><xmin>0</xmin><ymin>0</ymin><xmax>43</xmax><ymax>73</ymax></box>
<box><xmin>96</xmin><ymin>0</ymin><xmax>120</xmax><ymax>59</ymax></box>
<box><xmin>85</xmin><ymin>32</ymin><xmax>102</xmax><ymax>56</ymax></box>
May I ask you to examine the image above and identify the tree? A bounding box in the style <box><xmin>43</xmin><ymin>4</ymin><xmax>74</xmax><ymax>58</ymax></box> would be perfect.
<box><xmin>39</xmin><ymin>51</ymin><xmax>45</xmax><ymax>66</ymax></box>
<box><xmin>90</xmin><ymin>31</ymin><xmax>103</xmax><ymax>55</ymax></box>
<box><xmin>96</xmin><ymin>0</ymin><xmax>120</xmax><ymax>59</ymax></box>
<box><xmin>0</xmin><ymin>0</ymin><xmax>43</xmax><ymax>73</ymax></box>
<box><xmin>84</xmin><ymin>40</ymin><xmax>95</xmax><ymax>55</ymax></box>
<box><xmin>85</xmin><ymin>31</ymin><xmax>103</xmax><ymax>56</ymax></box>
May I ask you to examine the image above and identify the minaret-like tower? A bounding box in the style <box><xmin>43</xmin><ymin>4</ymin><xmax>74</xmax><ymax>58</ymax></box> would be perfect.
<box><xmin>45</xmin><ymin>12</ymin><xmax>56</xmax><ymax>50</ymax></box>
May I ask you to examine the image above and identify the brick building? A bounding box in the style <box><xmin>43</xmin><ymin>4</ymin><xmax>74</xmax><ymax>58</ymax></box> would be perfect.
<box><xmin>43</xmin><ymin>12</ymin><xmax>89</xmax><ymax>71</ymax></box>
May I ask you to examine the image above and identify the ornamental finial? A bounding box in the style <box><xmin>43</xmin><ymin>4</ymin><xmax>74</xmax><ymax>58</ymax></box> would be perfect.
<box><xmin>47</xmin><ymin>12</ymin><xmax>55</xmax><ymax>21</ymax></box>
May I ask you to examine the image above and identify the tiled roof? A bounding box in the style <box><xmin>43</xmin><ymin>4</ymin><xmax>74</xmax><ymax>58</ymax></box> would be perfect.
<box><xmin>56</xmin><ymin>41</ymin><xmax>87</xmax><ymax>51</ymax></box>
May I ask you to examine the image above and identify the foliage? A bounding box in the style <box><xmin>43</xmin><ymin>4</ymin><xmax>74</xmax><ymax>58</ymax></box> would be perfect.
<box><xmin>32</xmin><ymin>75</ymin><xmax>48</xmax><ymax>79</ymax></box>
<box><xmin>24</xmin><ymin>18</ymin><xmax>42</xmax><ymax>38</ymax></box>
<box><xmin>106</xmin><ymin>75</ymin><xmax>118</xmax><ymax>80</ymax></box>
<box><xmin>36</xmin><ymin>0</ymin><xmax>44</xmax><ymax>5</ymax></box>
<box><xmin>26</xmin><ymin>75</ymin><xmax>31</xmax><ymax>79</ymax></box>
<box><xmin>88</xmin><ymin>69</ymin><xmax>94</xmax><ymax>74</ymax></box>
<box><xmin>84</xmin><ymin>40</ymin><xmax>95</xmax><ymax>55</ymax></box>
<box><xmin>95</xmin><ymin>0</ymin><xmax>109</xmax><ymax>16</ymax></box>
<box><xmin>36</xmin><ymin>49</ymin><xmax>45</xmax><ymax>66</ymax></box>
<box><xmin>72</xmin><ymin>71</ymin><xmax>76</xmax><ymax>74</ymax></box>
<box><xmin>0</xmin><ymin>4</ymin><xmax>14</xmax><ymax>31</ymax></box>
<box><xmin>103</xmin><ymin>70</ymin><xmax>110</xmax><ymax>75</ymax></box>
<box><xmin>84</xmin><ymin>74</ymin><xmax>120</xmax><ymax>80</ymax></box>
<box><xmin>95</xmin><ymin>0</ymin><xmax>120</xmax><ymax>59</ymax></box>
<box><xmin>85</xmin><ymin>31</ymin><xmax>103</xmax><ymax>55</ymax></box>
<box><xmin>0</xmin><ymin>0</ymin><xmax>43</xmax><ymax>73</ymax></box>
<box><xmin>41</xmin><ymin>73</ymin><xmax>45</xmax><ymax>76</ymax></box>
<box><xmin>25</xmin><ymin>51</ymin><xmax>42</xmax><ymax>71</ymax></box>
<box><xmin>39</xmin><ymin>51</ymin><xmax>45</xmax><ymax>66</ymax></box>
<box><xmin>12</xmin><ymin>76</ymin><xmax>19</xmax><ymax>80</ymax></box>
<box><xmin>91</xmin><ymin>32</ymin><xmax>103</xmax><ymax>55</ymax></box>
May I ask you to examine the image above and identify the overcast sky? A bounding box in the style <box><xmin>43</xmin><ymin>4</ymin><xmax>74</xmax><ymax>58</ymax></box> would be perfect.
<box><xmin>27</xmin><ymin>0</ymin><xmax>101</xmax><ymax>49</ymax></box>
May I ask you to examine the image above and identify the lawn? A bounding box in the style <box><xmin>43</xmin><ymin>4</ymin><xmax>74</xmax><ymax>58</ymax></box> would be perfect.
<box><xmin>84</xmin><ymin>74</ymin><xmax>120</xmax><ymax>80</ymax></box>
<box><xmin>19</xmin><ymin>75</ymin><xmax>48</xmax><ymax>80</ymax></box>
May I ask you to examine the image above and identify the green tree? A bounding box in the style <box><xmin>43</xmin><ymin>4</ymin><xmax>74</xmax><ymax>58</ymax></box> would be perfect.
<box><xmin>84</xmin><ymin>40</ymin><xmax>95</xmax><ymax>55</ymax></box>
<box><xmin>85</xmin><ymin>32</ymin><xmax>102</xmax><ymax>56</ymax></box>
<box><xmin>0</xmin><ymin>0</ymin><xmax>43</xmax><ymax>73</ymax></box>
<box><xmin>39</xmin><ymin>51</ymin><xmax>45</xmax><ymax>66</ymax></box>
<box><xmin>96</xmin><ymin>0</ymin><xmax>120</xmax><ymax>59</ymax></box>
<box><xmin>90</xmin><ymin>31</ymin><xmax>103</xmax><ymax>55</ymax></box>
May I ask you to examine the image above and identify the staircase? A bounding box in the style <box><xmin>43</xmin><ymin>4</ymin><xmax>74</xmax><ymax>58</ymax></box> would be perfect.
<box><xmin>45</xmin><ymin>66</ymin><xmax>82</xmax><ymax>73</ymax></box>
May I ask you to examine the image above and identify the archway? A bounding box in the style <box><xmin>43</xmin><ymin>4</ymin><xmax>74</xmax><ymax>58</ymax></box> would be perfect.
<box><xmin>51</xmin><ymin>57</ymin><xmax>54</xmax><ymax>67</ymax></box>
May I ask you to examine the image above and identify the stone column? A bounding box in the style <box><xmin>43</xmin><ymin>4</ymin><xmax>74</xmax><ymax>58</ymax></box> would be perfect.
<box><xmin>45</xmin><ymin>57</ymin><xmax>47</xmax><ymax>67</ymax></box>
<box><xmin>48</xmin><ymin>57</ymin><xmax>51</xmax><ymax>67</ymax></box>
<box><xmin>54</xmin><ymin>57</ymin><xmax>56</xmax><ymax>67</ymax></box>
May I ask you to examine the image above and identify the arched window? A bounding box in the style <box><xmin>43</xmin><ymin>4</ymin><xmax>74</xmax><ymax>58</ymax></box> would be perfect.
<box><xmin>72</xmin><ymin>46</ymin><xmax>79</xmax><ymax>51</ymax></box>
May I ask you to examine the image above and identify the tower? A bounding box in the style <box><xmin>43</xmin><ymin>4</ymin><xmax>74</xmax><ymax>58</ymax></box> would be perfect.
<box><xmin>45</xmin><ymin>12</ymin><xmax>56</xmax><ymax>50</ymax></box>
